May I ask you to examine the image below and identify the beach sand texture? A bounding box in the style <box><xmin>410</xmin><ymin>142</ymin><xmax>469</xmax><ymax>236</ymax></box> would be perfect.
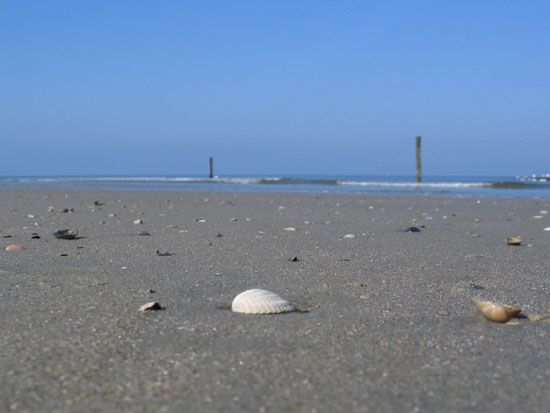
<box><xmin>1</xmin><ymin>189</ymin><xmax>549</xmax><ymax>412</ymax></box>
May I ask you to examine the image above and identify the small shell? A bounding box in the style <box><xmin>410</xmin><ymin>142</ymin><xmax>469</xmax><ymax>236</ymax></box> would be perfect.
<box><xmin>232</xmin><ymin>289</ymin><xmax>295</xmax><ymax>314</ymax></box>
<box><xmin>505</xmin><ymin>236</ymin><xmax>522</xmax><ymax>246</ymax></box>
<box><xmin>5</xmin><ymin>244</ymin><xmax>23</xmax><ymax>252</ymax></box>
<box><xmin>474</xmin><ymin>299</ymin><xmax>521</xmax><ymax>323</ymax></box>
<box><xmin>139</xmin><ymin>302</ymin><xmax>162</xmax><ymax>311</ymax></box>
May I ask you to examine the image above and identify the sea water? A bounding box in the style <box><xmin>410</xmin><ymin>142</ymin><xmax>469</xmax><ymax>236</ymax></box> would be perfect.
<box><xmin>1</xmin><ymin>175</ymin><xmax>549</xmax><ymax>198</ymax></box>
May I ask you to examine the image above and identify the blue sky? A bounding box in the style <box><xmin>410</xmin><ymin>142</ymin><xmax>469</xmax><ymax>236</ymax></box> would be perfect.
<box><xmin>1</xmin><ymin>1</ymin><xmax>549</xmax><ymax>176</ymax></box>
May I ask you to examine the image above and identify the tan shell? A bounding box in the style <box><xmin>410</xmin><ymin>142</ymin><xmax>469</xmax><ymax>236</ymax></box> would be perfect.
<box><xmin>5</xmin><ymin>244</ymin><xmax>23</xmax><ymax>252</ymax></box>
<box><xmin>474</xmin><ymin>299</ymin><xmax>521</xmax><ymax>323</ymax></box>
<box><xmin>232</xmin><ymin>289</ymin><xmax>295</xmax><ymax>314</ymax></box>
<box><xmin>505</xmin><ymin>236</ymin><xmax>522</xmax><ymax>246</ymax></box>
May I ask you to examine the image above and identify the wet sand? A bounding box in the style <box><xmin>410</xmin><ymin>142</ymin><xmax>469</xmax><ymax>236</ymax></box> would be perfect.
<box><xmin>1</xmin><ymin>189</ymin><xmax>549</xmax><ymax>412</ymax></box>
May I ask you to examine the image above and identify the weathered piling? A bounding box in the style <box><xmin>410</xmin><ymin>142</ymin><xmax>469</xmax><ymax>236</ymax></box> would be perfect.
<box><xmin>209</xmin><ymin>157</ymin><xmax>214</xmax><ymax>179</ymax></box>
<box><xmin>416</xmin><ymin>136</ymin><xmax>422</xmax><ymax>183</ymax></box>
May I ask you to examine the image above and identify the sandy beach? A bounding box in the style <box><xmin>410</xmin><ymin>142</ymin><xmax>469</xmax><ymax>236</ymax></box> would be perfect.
<box><xmin>0</xmin><ymin>189</ymin><xmax>548</xmax><ymax>412</ymax></box>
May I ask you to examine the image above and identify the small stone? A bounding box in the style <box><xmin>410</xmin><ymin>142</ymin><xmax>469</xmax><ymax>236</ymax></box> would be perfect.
<box><xmin>139</xmin><ymin>302</ymin><xmax>163</xmax><ymax>311</ymax></box>
<box><xmin>31</xmin><ymin>233</ymin><xmax>41</xmax><ymax>239</ymax></box>
<box><xmin>467</xmin><ymin>282</ymin><xmax>485</xmax><ymax>290</ymax></box>
<box><xmin>405</xmin><ymin>226</ymin><xmax>421</xmax><ymax>233</ymax></box>
<box><xmin>47</xmin><ymin>206</ymin><xmax>55</xmax><ymax>213</ymax></box>
<box><xmin>136</xmin><ymin>230</ymin><xmax>150</xmax><ymax>236</ymax></box>
<box><xmin>59</xmin><ymin>253</ymin><xmax>68</xmax><ymax>256</ymax></box>
<box><xmin>533</xmin><ymin>215</ymin><xmax>543</xmax><ymax>219</ymax></box>
<box><xmin>5</xmin><ymin>244</ymin><xmax>23</xmax><ymax>252</ymax></box>
<box><xmin>544</xmin><ymin>227</ymin><xmax>550</xmax><ymax>231</ymax></box>
<box><xmin>342</xmin><ymin>234</ymin><xmax>356</xmax><ymax>239</ymax></box>
<box><xmin>196</xmin><ymin>219</ymin><xmax>207</xmax><ymax>223</ymax></box>
<box><xmin>137</xmin><ymin>288</ymin><xmax>156</xmax><ymax>294</ymax></box>
<box><xmin>540</xmin><ymin>210</ymin><xmax>548</xmax><ymax>215</ymax></box>
<box><xmin>156</xmin><ymin>250</ymin><xmax>172</xmax><ymax>256</ymax></box>
<box><xmin>283</xmin><ymin>227</ymin><xmax>296</xmax><ymax>231</ymax></box>
<box><xmin>53</xmin><ymin>229</ymin><xmax>78</xmax><ymax>240</ymax></box>
<box><xmin>2</xmin><ymin>234</ymin><xmax>13</xmax><ymax>238</ymax></box>
<box><xmin>215</xmin><ymin>233</ymin><xmax>223</xmax><ymax>237</ymax></box>
<box><xmin>290</xmin><ymin>256</ymin><xmax>299</xmax><ymax>262</ymax></box>
<box><xmin>133</xmin><ymin>219</ymin><xmax>144</xmax><ymax>224</ymax></box>
<box><xmin>93</xmin><ymin>201</ymin><xmax>103</xmax><ymax>206</ymax></box>
<box><xmin>230</xmin><ymin>217</ymin><xmax>237</xmax><ymax>221</ymax></box>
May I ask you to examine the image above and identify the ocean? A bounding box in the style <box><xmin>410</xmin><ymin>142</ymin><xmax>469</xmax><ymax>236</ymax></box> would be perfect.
<box><xmin>1</xmin><ymin>175</ymin><xmax>549</xmax><ymax>198</ymax></box>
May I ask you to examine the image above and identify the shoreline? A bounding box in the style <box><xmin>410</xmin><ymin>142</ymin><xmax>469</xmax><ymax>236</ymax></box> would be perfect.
<box><xmin>1</xmin><ymin>189</ymin><xmax>549</xmax><ymax>412</ymax></box>
<box><xmin>1</xmin><ymin>174</ymin><xmax>549</xmax><ymax>200</ymax></box>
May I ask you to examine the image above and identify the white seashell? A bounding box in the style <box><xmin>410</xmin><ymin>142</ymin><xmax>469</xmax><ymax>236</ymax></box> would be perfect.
<box><xmin>284</xmin><ymin>227</ymin><xmax>296</xmax><ymax>231</ymax></box>
<box><xmin>545</xmin><ymin>227</ymin><xmax>550</xmax><ymax>231</ymax></box>
<box><xmin>342</xmin><ymin>233</ymin><xmax>356</xmax><ymax>239</ymax></box>
<box><xmin>133</xmin><ymin>219</ymin><xmax>143</xmax><ymax>224</ymax></box>
<box><xmin>232</xmin><ymin>289</ymin><xmax>295</xmax><ymax>314</ymax></box>
<box><xmin>139</xmin><ymin>302</ymin><xmax>162</xmax><ymax>311</ymax></box>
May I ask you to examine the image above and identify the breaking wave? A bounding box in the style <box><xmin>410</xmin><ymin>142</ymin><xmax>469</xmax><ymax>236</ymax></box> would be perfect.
<box><xmin>0</xmin><ymin>175</ymin><xmax>548</xmax><ymax>196</ymax></box>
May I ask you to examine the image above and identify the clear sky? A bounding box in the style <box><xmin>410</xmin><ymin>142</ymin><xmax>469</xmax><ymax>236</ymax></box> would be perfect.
<box><xmin>1</xmin><ymin>0</ymin><xmax>549</xmax><ymax>177</ymax></box>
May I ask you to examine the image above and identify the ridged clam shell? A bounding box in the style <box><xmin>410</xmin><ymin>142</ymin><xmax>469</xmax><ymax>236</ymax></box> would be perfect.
<box><xmin>232</xmin><ymin>289</ymin><xmax>295</xmax><ymax>314</ymax></box>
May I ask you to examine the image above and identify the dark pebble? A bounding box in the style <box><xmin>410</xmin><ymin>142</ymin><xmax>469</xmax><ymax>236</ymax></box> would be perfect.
<box><xmin>468</xmin><ymin>282</ymin><xmax>485</xmax><ymax>290</ymax></box>
<box><xmin>156</xmin><ymin>250</ymin><xmax>172</xmax><ymax>256</ymax></box>
<box><xmin>53</xmin><ymin>229</ymin><xmax>78</xmax><ymax>240</ymax></box>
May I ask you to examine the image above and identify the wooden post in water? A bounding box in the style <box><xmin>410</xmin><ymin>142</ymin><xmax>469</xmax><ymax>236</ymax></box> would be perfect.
<box><xmin>209</xmin><ymin>157</ymin><xmax>214</xmax><ymax>178</ymax></box>
<box><xmin>415</xmin><ymin>136</ymin><xmax>422</xmax><ymax>183</ymax></box>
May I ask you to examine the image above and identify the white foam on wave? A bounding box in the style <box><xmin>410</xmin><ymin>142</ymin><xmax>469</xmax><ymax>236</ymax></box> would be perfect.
<box><xmin>338</xmin><ymin>180</ymin><xmax>488</xmax><ymax>188</ymax></box>
<box><xmin>28</xmin><ymin>176</ymin><xmax>277</xmax><ymax>185</ymax></box>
